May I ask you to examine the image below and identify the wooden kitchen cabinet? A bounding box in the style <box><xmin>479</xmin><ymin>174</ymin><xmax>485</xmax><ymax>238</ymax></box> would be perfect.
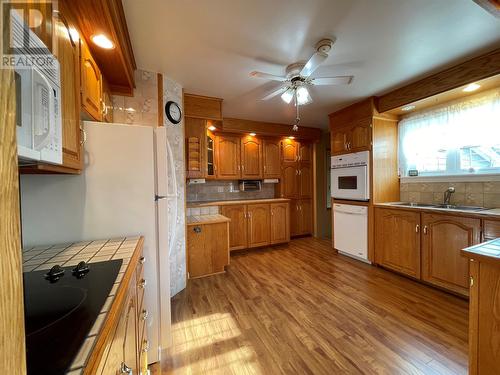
<box><xmin>331</xmin><ymin>129</ymin><xmax>348</xmax><ymax>154</ymax></box>
<box><xmin>206</xmin><ymin>130</ymin><xmax>217</xmax><ymax>178</ymax></box>
<box><xmin>299</xmin><ymin>143</ymin><xmax>312</xmax><ymax>163</ymax></box>
<box><xmin>349</xmin><ymin>119</ymin><xmax>372</xmax><ymax>152</ymax></box>
<box><xmin>421</xmin><ymin>213</ymin><xmax>480</xmax><ymax>296</ymax></box>
<box><xmin>241</xmin><ymin>136</ymin><xmax>262</xmax><ymax>179</ymax></box>
<box><xmin>263</xmin><ymin>139</ymin><xmax>281</xmax><ymax>178</ymax></box>
<box><xmin>185</xmin><ymin>117</ymin><xmax>206</xmax><ymax>178</ymax></box>
<box><xmin>270</xmin><ymin>203</ymin><xmax>290</xmax><ymax>244</ymax></box>
<box><xmin>221</xmin><ymin>205</ymin><xmax>248</xmax><ymax>251</ymax></box>
<box><xmin>298</xmin><ymin>164</ymin><xmax>312</xmax><ymax>198</ymax></box>
<box><xmin>282</xmin><ymin>139</ymin><xmax>299</xmax><ymax>163</ymax></box>
<box><xmin>187</xmin><ymin>222</ymin><xmax>230</xmax><ymax>278</ymax></box>
<box><xmin>216</xmin><ymin>135</ymin><xmax>241</xmax><ymax>179</ymax></box>
<box><xmin>289</xmin><ymin>199</ymin><xmax>312</xmax><ymax>236</ymax></box>
<box><xmin>81</xmin><ymin>39</ymin><xmax>103</xmax><ymax>121</ymax></box>
<box><xmin>290</xmin><ymin>200</ymin><xmax>301</xmax><ymax>236</ymax></box>
<box><xmin>483</xmin><ymin>219</ymin><xmax>500</xmax><ymax>241</ymax></box>
<box><xmin>281</xmin><ymin>164</ymin><xmax>298</xmax><ymax>198</ymax></box>
<box><xmin>247</xmin><ymin>204</ymin><xmax>271</xmax><ymax>248</ymax></box>
<box><xmin>54</xmin><ymin>6</ymin><xmax>83</xmax><ymax>171</ymax></box>
<box><xmin>374</xmin><ymin>208</ymin><xmax>421</xmax><ymax>278</ymax></box>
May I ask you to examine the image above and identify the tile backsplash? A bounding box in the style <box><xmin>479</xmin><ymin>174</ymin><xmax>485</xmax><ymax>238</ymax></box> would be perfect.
<box><xmin>400</xmin><ymin>182</ymin><xmax>500</xmax><ymax>208</ymax></box>
<box><xmin>187</xmin><ymin>180</ymin><xmax>276</xmax><ymax>202</ymax></box>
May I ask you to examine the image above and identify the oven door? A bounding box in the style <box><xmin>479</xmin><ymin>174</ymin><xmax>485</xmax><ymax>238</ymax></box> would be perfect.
<box><xmin>331</xmin><ymin>165</ymin><xmax>369</xmax><ymax>201</ymax></box>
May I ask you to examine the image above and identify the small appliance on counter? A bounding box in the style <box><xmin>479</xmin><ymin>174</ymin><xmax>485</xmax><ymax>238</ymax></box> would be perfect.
<box><xmin>331</xmin><ymin>151</ymin><xmax>370</xmax><ymax>201</ymax></box>
<box><xmin>239</xmin><ymin>180</ymin><xmax>262</xmax><ymax>191</ymax></box>
<box><xmin>24</xmin><ymin>260</ymin><xmax>122</xmax><ymax>374</ymax></box>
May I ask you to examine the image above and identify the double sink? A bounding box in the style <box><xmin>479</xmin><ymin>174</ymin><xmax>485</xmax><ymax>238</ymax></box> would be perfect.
<box><xmin>392</xmin><ymin>202</ymin><xmax>487</xmax><ymax>212</ymax></box>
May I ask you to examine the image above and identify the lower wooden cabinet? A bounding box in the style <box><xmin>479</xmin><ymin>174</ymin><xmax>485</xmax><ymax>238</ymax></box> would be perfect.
<box><xmin>222</xmin><ymin>202</ymin><xmax>290</xmax><ymax>251</ymax></box>
<box><xmin>374</xmin><ymin>208</ymin><xmax>421</xmax><ymax>278</ymax></box>
<box><xmin>221</xmin><ymin>205</ymin><xmax>248</xmax><ymax>251</ymax></box>
<box><xmin>247</xmin><ymin>204</ymin><xmax>271</xmax><ymax>248</ymax></box>
<box><xmin>421</xmin><ymin>213</ymin><xmax>480</xmax><ymax>296</ymax></box>
<box><xmin>466</xmin><ymin>256</ymin><xmax>500</xmax><ymax>375</ymax></box>
<box><xmin>270</xmin><ymin>203</ymin><xmax>290</xmax><ymax>244</ymax></box>
<box><xmin>187</xmin><ymin>222</ymin><xmax>230</xmax><ymax>278</ymax></box>
<box><xmin>290</xmin><ymin>199</ymin><xmax>312</xmax><ymax>236</ymax></box>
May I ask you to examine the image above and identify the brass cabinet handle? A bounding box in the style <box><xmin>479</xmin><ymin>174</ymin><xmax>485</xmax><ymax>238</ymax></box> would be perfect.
<box><xmin>470</xmin><ymin>276</ymin><xmax>474</xmax><ymax>287</ymax></box>
<box><xmin>120</xmin><ymin>362</ymin><xmax>133</xmax><ymax>374</ymax></box>
<box><xmin>415</xmin><ymin>224</ymin><xmax>420</xmax><ymax>233</ymax></box>
<box><xmin>142</xmin><ymin>309</ymin><xmax>149</xmax><ymax>321</ymax></box>
<box><xmin>423</xmin><ymin>226</ymin><xmax>428</xmax><ymax>235</ymax></box>
<box><xmin>138</xmin><ymin>279</ymin><xmax>146</xmax><ymax>289</ymax></box>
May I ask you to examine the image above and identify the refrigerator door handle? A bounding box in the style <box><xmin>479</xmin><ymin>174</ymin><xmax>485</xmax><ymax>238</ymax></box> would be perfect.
<box><xmin>155</xmin><ymin>195</ymin><xmax>167</xmax><ymax>201</ymax></box>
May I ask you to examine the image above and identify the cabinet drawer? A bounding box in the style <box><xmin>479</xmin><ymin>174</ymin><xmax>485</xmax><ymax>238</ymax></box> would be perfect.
<box><xmin>484</xmin><ymin>220</ymin><xmax>500</xmax><ymax>241</ymax></box>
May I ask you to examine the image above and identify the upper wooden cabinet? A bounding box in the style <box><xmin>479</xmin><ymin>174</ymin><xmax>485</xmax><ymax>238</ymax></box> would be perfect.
<box><xmin>184</xmin><ymin>94</ymin><xmax>223</xmax><ymax>120</ymax></box>
<box><xmin>421</xmin><ymin>213</ymin><xmax>480</xmax><ymax>296</ymax></box>
<box><xmin>64</xmin><ymin>0</ymin><xmax>136</xmax><ymax>95</ymax></box>
<box><xmin>80</xmin><ymin>39</ymin><xmax>103</xmax><ymax>121</ymax></box>
<box><xmin>299</xmin><ymin>143</ymin><xmax>312</xmax><ymax>163</ymax></box>
<box><xmin>247</xmin><ymin>204</ymin><xmax>271</xmax><ymax>248</ymax></box>
<box><xmin>374</xmin><ymin>208</ymin><xmax>421</xmax><ymax>278</ymax></box>
<box><xmin>54</xmin><ymin>6</ymin><xmax>82</xmax><ymax>171</ymax></box>
<box><xmin>282</xmin><ymin>140</ymin><xmax>299</xmax><ymax>163</ymax></box>
<box><xmin>240</xmin><ymin>136</ymin><xmax>262</xmax><ymax>179</ymax></box>
<box><xmin>185</xmin><ymin>118</ymin><xmax>206</xmax><ymax>178</ymax></box>
<box><xmin>216</xmin><ymin>135</ymin><xmax>241</xmax><ymax>179</ymax></box>
<box><xmin>298</xmin><ymin>164</ymin><xmax>312</xmax><ymax>198</ymax></box>
<box><xmin>206</xmin><ymin>130</ymin><xmax>216</xmax><ymax>178</ymax></box>
<box><xmin>281</xmin><ymin>165</ymin><xmax>298</xmax><ymax>198</ymax></box>
<box><xmin>263</xmin><ymin>139</ymin><xmax>281</xmax><ymax>179</ymax></box>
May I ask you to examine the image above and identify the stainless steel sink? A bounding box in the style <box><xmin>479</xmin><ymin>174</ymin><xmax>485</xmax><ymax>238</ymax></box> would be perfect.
<box><xmin>433</xmin><ymin>204</ymin><xmax>487</xmax><ymax>211</ymax></box>
<box><xmin>392</xmin><ymin>202</ymin><xmax>439</xmax><ymax>208</ymax></box>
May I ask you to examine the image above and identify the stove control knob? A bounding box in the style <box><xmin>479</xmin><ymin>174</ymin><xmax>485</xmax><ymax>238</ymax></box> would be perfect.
<box><xmin>72</xmin><ymin>261</ymin><xmax>90</xmax><ymax>278</ymax></box>
<box><xmin>45</xmin><ymin>265</ymin><xmax>65</xmax><ymax>282</ymax></box>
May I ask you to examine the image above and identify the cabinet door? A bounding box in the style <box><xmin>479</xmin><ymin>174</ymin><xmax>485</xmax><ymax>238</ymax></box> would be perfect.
<box><xmin>281</xmin><ymin>164</ymin><xmax>298</xmax><ymax>198</ymax></box>
<box><xmin>421</xmin><ymin>213</ymin><xmax>480</xmax><ymax>296</ymax></box>
<box><xmin>270</xmin><ymin>203</ymin><xmax>290</xmax><ymax>244</ymax></box>
<box><xmin>80</xmin><ymin>39</ymin><xmax>102</xmax><ymax>121</ymax></box>
<box><xmin>349</xmin><ymin>119</ymin><xmax>371</xmax><ymax>152</ymax></box>
<box><xmin>290</xmin><ymin>200</ymin><xmax>301</xmax><ymax>236</ymax></box>
<box><xmin>54</xmin><ymin>8</ymin><xmax>82</xmax><ymax>170</ymax></box>
<box><xmin>263</xmin><ymin>139</ymin><xmax>281</xmax><ymax>178</ymax></box>
<box><xmin>298</xmin><ymin>164</ymin><xmax>312</xmax><ymax>198</ymax></box>
<box><xmin>331</xmin><ymin>129</ymin><xmax>348</xmax><ymax>155</ymax></box>
<box><xmin>206</xmin><ymin>131</ymin><xmax>216</xmax><ymax>178</ymax></box>
<box><xmin>281</xmin><ymin>140</ymin><xmax>298</xmax><ymax>163</ymax></box>
<box><xmin>187</xmin><ymin>223</ymin><xmax>229</xmax><ymax>277</ymax></box>
<box><xmin>298</xmin><ymin>143</ymin><xmax>312</xmax><ymax>163</ymax></box>
<box><xmin>241</xmin><ymin>136</ymin><xmax>262</xmax><ymax>179</ymax></box>
<box><xmin>374</xmin><ymin>208</ymin><xmax>421</xmax><ymax>278</ymax></box>
<box><xmin>216</xmin><ymin>135</ymin><xmax>241</xmax><ymax>179</ymax></box>
<box><xmin>299</xmin><ymin>199</ymin><xmax>313</xmax><ymax>235</ymax></box>
<box><xmin>185</xmin><ymin>118</ymin><xmax>206</xmax><ymax>178</ymax></box>
<box><xmin>98</xmin><ymin>278</ymin><xmax>138</xmax><ymax>374</ymax></box>
<box><xmin>221</xmin><ymin>205</ymin><xmax>248</xmax><ymax>251</ymax></box>
<box><xmin>247</xmin><ymin>204</ymin><xmax>271</xmax><ymax>248</ymax></box>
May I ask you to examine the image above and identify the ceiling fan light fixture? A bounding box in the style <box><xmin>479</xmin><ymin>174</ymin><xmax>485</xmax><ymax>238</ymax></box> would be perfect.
<box><xmin>296</xmin><ymin>86</ymin><xmax>312</xmax><ymax>105</ymax></box>
<box><xmin>281</xmin><ymin>88</ymin><xmax>294</xmax><ymax>104</ymax></box>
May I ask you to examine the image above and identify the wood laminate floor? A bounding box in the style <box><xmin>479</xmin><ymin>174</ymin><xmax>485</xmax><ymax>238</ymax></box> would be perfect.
<box><xmin>156</xmin><ymin>237</ymin><xmax>468</xmax><ymax>375</ymax></box>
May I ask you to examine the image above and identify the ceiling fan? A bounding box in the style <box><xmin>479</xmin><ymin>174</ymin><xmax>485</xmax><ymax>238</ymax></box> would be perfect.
<box><xmin>249</xmin><ymin>38</ymin><xmax>353</xmax><ymax>130</ymax></box>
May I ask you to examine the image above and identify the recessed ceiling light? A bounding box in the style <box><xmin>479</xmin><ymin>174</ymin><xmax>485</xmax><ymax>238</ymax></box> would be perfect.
<box><xmin>249</xmin><ymin>132</ymin><xmax>256</xmax><ymax>137</ymax></box>
<box><xmin>288</xmin><ymin>136</ymin><xmax>295</xmax><ymax>140</ymax></box>
<box><xmin>401</xmin><ymin>105</ymin><xmax>416</xmax><ymax>111</ymax></box>
<box><xmin>91</xmin><ymin>34</ymin><xmax>115</xmax><ymax>49</ymax></box>
<box><xmin>463</xmin><ymin>83</ymin><xmax>481</xmax><ymax>92</ymax></box>
<box><xmin>208</xmin><ymin>125</ymin><xmax>216</xmax><ymax>131</ymax></box>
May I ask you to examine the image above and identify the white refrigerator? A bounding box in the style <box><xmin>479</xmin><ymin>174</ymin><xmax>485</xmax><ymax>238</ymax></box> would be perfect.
<box><xmin>20</xmin><ymin>122</ymin><xmax>172</xmax><ymax>363</ymax></box>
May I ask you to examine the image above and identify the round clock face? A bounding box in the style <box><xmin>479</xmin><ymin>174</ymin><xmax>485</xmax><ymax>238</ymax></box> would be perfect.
<box><xmin>165</xmin><ymin>101</ymin><xmax>182</xmax><ymax>124</ymax></box>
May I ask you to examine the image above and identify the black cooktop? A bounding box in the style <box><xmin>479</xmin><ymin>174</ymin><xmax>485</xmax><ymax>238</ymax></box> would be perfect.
<box><xmin>23</xmin><ymin>259</ymin><xmax>122</xmax><ymax>375</ymax></box>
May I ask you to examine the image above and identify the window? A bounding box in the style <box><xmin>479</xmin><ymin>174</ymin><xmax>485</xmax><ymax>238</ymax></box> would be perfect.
<box><xmin>399</xmin><ymin>89</ymin><xmax>500</xmax><ymax>178</ymax></box>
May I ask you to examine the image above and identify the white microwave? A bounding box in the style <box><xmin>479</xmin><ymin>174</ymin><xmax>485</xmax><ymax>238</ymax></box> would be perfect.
<box><xmin>13</xmin><ymin>11</ymin><xmax>62</xmax><ymax>165</ymax></box>
<box><xmin>331</xmin><ymin>151</ymin><xmax>370</xmax><ymax>201</ymax></box>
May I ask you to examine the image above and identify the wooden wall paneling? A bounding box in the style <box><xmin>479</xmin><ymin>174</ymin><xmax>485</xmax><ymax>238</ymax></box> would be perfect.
<box><xmin>184</xmin><ymin>94</ymin><xmax>222</xmax><ymax>120</ymax></box>
<box><xmin>223</xmin><ymin>118</ymin><xmax>322</xmax><ymax>141</ymax></box>
<box><xmin>64</xmin><ymin>0</ymin><xmax>136</xmax><ymax>95</ymax></box>
<box><xmin>371</xmin><ymin>117</ymin><xmax>400</xmax><ymax>204</ymax></box>
<box><xmin>376</xmin><ymin>48</ymin><xmax>500</xmax><ymax>113</ymax></box>
<box><xmin>0</xmin><ymin>59</ymin><xmax>26</xmax><ymax>375</ymax></box>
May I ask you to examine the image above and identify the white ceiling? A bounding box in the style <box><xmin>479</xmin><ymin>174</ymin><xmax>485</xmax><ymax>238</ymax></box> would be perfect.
<box><xmin>123</xmin><ymin>0</ymin><xmax>500</xmax><ymax>129</ymax></box>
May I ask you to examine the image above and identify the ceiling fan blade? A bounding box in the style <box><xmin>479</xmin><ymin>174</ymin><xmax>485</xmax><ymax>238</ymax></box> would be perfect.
<box><xmin>300</xmin><ymin>52</ymin><xmax>328</xmax><ymax>78</ymax></box>
<box><xmin>310</xmin><ymin>76</ymin><xmax>353</xmax><ymax>85</ymax></box>
<box><xmin>250</xmin><ymin>71</ymin><xmax>287</xmax><ymax>82</ymax></box>
<box><xmin>261</xmin><ymin>85</ymin><xmax>288</xmax><ymax>100</ymax></box>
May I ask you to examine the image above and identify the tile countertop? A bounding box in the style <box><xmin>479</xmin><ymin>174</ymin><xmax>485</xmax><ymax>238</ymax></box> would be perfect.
<box><xmin>22</xmin><ymin>237</ymin><xmax>142</xmax><ymax>375</ymax></box>
<box><xmin>462</xmin><ymin>238</ymin><xmax>500</xmax><ymax>266</ymax></box>
<box><xmin>187</xmin><ymin>214</ymin><xmax>231</xmax><ymax>226</ymax></box>
<box><xmin>187</xmin><ymin>198</ymin><xmax>291</xmax><ymax>207</ymax></box>
<box><xmin>374</xmin><ymin>202</ymin><xmax>500</xmax><ymax>218</ymax></box>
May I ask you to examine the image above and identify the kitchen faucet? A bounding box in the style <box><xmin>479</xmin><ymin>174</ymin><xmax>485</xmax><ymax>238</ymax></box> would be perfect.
<box><xmin>443</xmin><ymin>187</ymin><xmax>455</xmax><ymax>205</ymax></box>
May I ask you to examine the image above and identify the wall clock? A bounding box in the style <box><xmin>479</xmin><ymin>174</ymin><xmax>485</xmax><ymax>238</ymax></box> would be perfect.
<box><xmin>165</xmin><ymin>101</ymin><xmax>182</xmax><ymax>124</ymax></box>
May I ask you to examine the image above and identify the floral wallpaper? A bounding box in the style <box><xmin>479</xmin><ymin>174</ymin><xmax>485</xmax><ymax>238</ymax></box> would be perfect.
<box><xmin>162</xmin><ymin>76</ymin><xmax>187</xmax><ymax>297</ymax></box>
